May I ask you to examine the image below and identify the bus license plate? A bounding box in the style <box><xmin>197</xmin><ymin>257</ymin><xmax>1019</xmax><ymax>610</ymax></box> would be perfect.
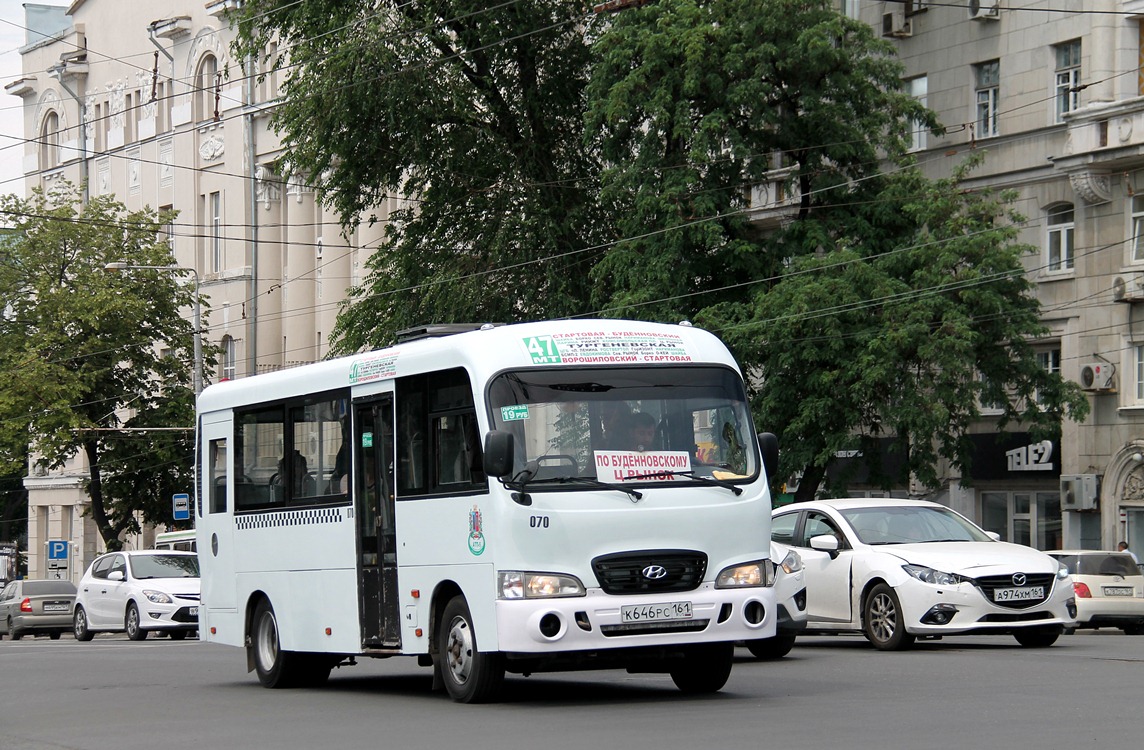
<box><xmin>620</xmin><ymin>601</ymin><xmax>692</xmax><ymax>623</ymax></box>
<box><xmin>993</xmin><ymin>587</ymin><xmax>1044</xmax><ymax>602</ymax></box>
<box><xmin>1103</xmin><ymin>587</ymin><xmax>1134</xmax><ymax>597</ymax></box>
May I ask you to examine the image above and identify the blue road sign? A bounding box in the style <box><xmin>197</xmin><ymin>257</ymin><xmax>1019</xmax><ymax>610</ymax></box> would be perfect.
<box><xmin>47</xmin><ymin>540</ymin><xmax>68</xmax><ymax>560</ymax></box>
<box><xmin>172</xmin><ymin>493</ymin><xmax>191</xmax><ymax>522</ymax></box>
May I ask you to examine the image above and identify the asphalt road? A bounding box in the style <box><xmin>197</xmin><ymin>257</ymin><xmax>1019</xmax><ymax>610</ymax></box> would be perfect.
<box><xmin>0</xmin><ymin>630</ymin><xmax>1139</xmax><ymax>750</ymax></box>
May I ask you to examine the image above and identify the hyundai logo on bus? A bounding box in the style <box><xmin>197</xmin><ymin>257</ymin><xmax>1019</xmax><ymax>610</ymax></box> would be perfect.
<box><xmin>642</xmin><ymin>565</ymin><xmax>668</xmax><ymax>580</ymax></box>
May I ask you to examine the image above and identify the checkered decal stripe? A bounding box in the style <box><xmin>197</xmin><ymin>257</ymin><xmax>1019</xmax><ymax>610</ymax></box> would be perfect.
<box><xmin>235</xmin><ymin>506</ymin><xmax>345</xmax><ymax>530</ymax></box>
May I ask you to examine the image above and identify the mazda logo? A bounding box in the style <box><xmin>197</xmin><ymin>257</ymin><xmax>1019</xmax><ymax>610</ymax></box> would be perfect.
<box><xmin>1012</xmin><ymin>573</ymin><xmax>1027</xmax><ymax>586</ymax></box>
<box><xmin>642</xmin><ymin>565</ymin><xmax>668</xmax><ymax>580</ymax></box>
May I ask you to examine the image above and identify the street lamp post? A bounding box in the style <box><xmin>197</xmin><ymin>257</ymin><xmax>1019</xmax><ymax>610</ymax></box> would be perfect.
<box><xmin>105</xmin><ymin>262</ymin><xmax>202</xmax><ymax>396</ymax></box>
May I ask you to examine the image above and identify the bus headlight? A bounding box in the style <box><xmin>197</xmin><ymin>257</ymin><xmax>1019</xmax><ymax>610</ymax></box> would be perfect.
<box><xmin>715</xmin><ymin>560</ymin><xmax>775</xmax><ymax>588</ymax></box>
<box><xmin>498</xmin><ymin>571</ymin><xmax>586</xmax><ymax>599</ymax></box>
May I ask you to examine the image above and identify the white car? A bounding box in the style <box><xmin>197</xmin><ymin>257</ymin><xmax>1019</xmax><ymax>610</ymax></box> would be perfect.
<box><xmin>743</xmin><ymin>541</ymin><xmax>807</xmax><ymax>659</ymax></box>
<box><xmin>1046</xmin><ymin>550</ymin><xmax>1144</xmax><ymax>635</ymax></box>
<box><xmin>74</xmin><ymin>550</ymin><xmax>200</xmax><ymax>641</ymax></box>
<box><xmin>771</xmin><ymin>498</ymin><xmax>1076</xmax><ymax>650</ymax></box>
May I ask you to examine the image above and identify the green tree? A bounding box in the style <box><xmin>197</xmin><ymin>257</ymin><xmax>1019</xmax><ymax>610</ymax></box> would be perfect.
<box><xmin>232</xmin><ymin>0</ymin><xmax>609</xmax><ymax>351</ymax></box>
<box><xmin>584</xmin><ymin>0</ymin><xmax>1088</xmax><ymax>499</ymax></box>
<box><xmin>0</xmin><ymin>184</ymin><xmax>204</xmax><ymax>549</ymax></box>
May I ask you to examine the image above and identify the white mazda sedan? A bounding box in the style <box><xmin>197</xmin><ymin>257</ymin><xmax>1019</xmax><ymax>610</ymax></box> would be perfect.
<box><xmin>771</xmin><ymin>498</ymin><xmax>1077</xmax><ymax>650</ymax></box>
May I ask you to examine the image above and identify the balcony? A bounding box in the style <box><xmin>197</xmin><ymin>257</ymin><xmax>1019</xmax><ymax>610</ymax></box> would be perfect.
<box><xmin>1051</xmin><ymin>97</ymin><xmax>1144</xmax><ymax>204</ymax></box>
<box><xmin>744</xmin><ymin>166</ymin><xmax>801</xmax><ymax>228</ymax></box>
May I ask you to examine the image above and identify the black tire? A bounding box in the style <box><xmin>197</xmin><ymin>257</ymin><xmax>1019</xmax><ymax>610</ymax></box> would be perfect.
<box><xmin>1123</xmin><ymin>625</ymin><xmax>1144</xmax><ymax>636</ymax></box>
<box><xmin>251</xmin><ymin>598</ymin><xmax>327</xmax><ymax>688</ymax></box>
<box><xmin>169</xmin><ymin>630</ymin><xmax>188</xmax><ymax>640</ymax></box>
<box><xmin>669</xmin><ymin>643</ymin><xmax>734</xmax><ymax>693</ymax></box>
<box><xmin>1014</xmin><ymin>626</ymin><xmax>1060</xmax><ymax>648</ymax></box>
<box><xmin>49</xmin><ymin>632</ymin><xmax>61</xmax><ymax>640</ymax></box>
<box><xmin>863</xmin><ymin>583</ymin><xmax>915</xmax><ymax>651</ymax></box>
<box><xmin>8</xmin><ymin>618</ymin><xmax>21</xmax><ymax>641</ymax></box>
<box><xmin>746</xmin><ymin>633</ymin><xmax>796</xmax><ymax>660</ymax></box>
<box><xmin>438</xmin><ymin>595</ymin><xmax>505</xmax><ymax>703</ymax></box>
<box><xmin>125</xmin><ymin>603</ymin><xmax>147</xmax><ymax>641</ymax></box>
<box><xmin>73</xmin><ymin>607</ymin><xmax>94</xmax><ymax>642</ymax></box>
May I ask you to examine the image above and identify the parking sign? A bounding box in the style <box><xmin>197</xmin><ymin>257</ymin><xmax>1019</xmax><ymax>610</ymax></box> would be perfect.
<box><xmin>47</xmin><ymin>540</ymin><xmax>68</xmax><ymax>560</ymax></box>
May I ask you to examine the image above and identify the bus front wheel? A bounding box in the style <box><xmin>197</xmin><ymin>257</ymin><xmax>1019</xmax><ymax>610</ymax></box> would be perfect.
<box><xmin>438</xmin><ymin>596</ymin><xmax>504</xmax><ymax>703</ymax></box>
<box><xmin>669</xmin><ymin>643</ymin><xmax>734</xmax><ymax>694</ymax></box>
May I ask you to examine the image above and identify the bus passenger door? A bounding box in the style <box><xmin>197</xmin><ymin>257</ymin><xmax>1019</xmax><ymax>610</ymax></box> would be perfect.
<box><xmin>198</xmin><ymin>414</ymin><xmax>237</xmax><ymax>611</ymax></box>
<box><xmin>354</xmin><ymin>397</ymin><xmax>399</xmax><ymax>647</ymax></box>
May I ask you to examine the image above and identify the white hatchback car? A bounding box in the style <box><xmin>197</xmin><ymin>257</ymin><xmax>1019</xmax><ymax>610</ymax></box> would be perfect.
<box><xmin>771</xmin><ymin>498</ymin><xmax>1076</xmax><ymax>650</ymax></box>
<box><xmin>1045</xmin><ymin>550</ymin><xmax>1144</xmax><ymax>635</ymax></box>
<box><xmin>74</xmin><ymin>550</ymin><xmax>200</xmax><ymax>641</ymax></box>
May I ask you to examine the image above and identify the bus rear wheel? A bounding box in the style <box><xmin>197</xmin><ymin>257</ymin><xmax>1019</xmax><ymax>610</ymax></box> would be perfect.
<box><xmin>251</xmin><ymin>599</ymin><xmax>331</xmax><ymax>688</ymax></box>
<box><xmin>669</xmin><ymin>642</ymin><xmax>734</xmax><ymax>693</ymax></box>
<box><xmin>438</xmin><ymin>596</ymin><xmax>504</xmax><ymax>703</ymax></box>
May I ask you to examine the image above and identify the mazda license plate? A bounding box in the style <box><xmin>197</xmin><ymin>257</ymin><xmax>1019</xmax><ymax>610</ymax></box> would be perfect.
<box><xmin>620</xmin><ymin>601</ymin><xmax>692</xmax><ymax>623</ymax></box>
<box><xmin>993</xmin><ymin>586</ymin><xmax>1044</xmax><ymax>602</ymax></box>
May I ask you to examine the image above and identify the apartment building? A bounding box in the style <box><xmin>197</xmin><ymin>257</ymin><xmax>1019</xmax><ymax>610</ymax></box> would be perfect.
<box><xmin>835</xmin><ymin>0</ymin><xmax>1144</xmax><ymax>556</ymax></box>
<box><xmin>5</xmin><ymin>1</ymin><xmax>387</xmax><ymax>580</ymax></box>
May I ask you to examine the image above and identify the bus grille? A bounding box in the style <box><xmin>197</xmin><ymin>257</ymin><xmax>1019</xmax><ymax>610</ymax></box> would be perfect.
<box><xmin>600</xmin><ymin>619</ymin><xmax>710</xmax><ymax>637</ymax></box>
<box><xmin>592</xmin><ymin>550</ymin><xmax>708</xmax><ymax>595</ymax></box>
<box><xmin>972</xmin><ymin>573</ymin><xmax>1056</xmax><ymax>609</ymax></box>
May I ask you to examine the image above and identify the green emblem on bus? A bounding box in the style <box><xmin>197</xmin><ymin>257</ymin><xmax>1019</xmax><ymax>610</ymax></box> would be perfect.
<box><xmin>468</xmin><ymin>504</ymin><xmax>486</xmax><ymax>556</ymax></box>
<box><xmin>523</xmin><ymin>335</ymin><xmax>562</xmax><ymax>364</ymax></box>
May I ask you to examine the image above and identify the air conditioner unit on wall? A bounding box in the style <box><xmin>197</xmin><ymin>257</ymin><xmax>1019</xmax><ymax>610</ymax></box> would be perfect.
<box><xmin>881</xmin><ymin>10</ymin><xmax>912</xmax><ymax>38</ymax></box>
<box><xmin>1079</xmin><ymin>362</ymin><xmax>1115</xmax><ymax>391</ymax></box>
<box><xmin>1060</xmin><ymin>474</ymin><xmax>1100</xmax><ymax>511</ymax></box>
<box><xmin>1112</xmin><ymin>274</ymin><xmax>1144</xmax><ymax>303</ymax></box>
<box><xmin>968</xmin><ymin>0</ymin><xmax>999</xmax><ymax>20</ymax></box>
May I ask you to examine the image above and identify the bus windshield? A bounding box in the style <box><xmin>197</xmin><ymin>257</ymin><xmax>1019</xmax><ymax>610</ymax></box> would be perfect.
<box><xmin>487</xmin><ymin>365</ymin><xmax>758</xmax><ymax>487</ymax></box>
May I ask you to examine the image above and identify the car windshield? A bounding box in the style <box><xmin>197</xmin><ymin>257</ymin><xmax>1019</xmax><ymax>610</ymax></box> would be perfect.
<box><xmin>1054</xmin><ymin>553</ymin><xmax>1140</xmax><ymax>577</ymax></box>
<box><xmin>487</xmin><ymin>365</ymin><xmax>758</xmax><ymax>489</ymax></box>
<box><xmin>839</xmin><ymin>505</ymin><xmax>993</xmax><ymax>544</ymax></box>
<box><xmin>129</xmin><ymin>554</ymin><xmax>200</xmax><ymax>579</ymax></box>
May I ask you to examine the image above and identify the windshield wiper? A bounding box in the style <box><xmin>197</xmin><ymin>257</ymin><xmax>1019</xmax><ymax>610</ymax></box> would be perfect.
<box><xmin>504</xmin><ymin>463</ymin><xmax>643</xmax><ymax>503</ymax></box>
<box><xmin>625</xmin><ymin>470</ymin><xmax>743</xmax><ymax>496</ymax></box>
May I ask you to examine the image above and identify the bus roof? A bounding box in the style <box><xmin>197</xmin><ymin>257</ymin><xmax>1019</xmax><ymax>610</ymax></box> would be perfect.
<box><xmin>197</xmin><ymin>319</ymin><xmax>740</xmax><ymax>415</ymax></box>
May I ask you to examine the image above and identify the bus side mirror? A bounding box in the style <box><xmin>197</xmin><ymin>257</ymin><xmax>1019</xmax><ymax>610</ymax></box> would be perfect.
<box><xmin>483</xmin><ymin>430</ymin><xmax>515</xmax><ymax>479</ymax></box>
<box><xmin>759</xmin><ymin>432</ymin><xmax>779</xmax><ymax>482</ymax></box>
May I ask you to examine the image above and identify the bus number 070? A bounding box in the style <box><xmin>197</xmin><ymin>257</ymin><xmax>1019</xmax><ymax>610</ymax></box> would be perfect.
<box><xmin>529</xmin><ymin>516</ymin><xmax>550</xmax><ymax>529</ymax></box>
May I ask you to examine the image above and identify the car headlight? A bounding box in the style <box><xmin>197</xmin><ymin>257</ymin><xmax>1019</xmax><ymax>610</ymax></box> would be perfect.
<box><xmin>903</xmin><ymin>564</ymin><xmax>965</xmax><ymax>586</ymax></box>
<box><xmin>142</xmin><ymin>590</ymin><xmax>173</xmax><ymax>604</ymax></box>
<box><xmin>1056</xmin><ymin>562</ymin><xmax>1070</xmax><ymax>581</ymax></box>
<box><xmin>716</xmin><ymin>560</ymin><xmax>775</xmax><ymax>588</ymax></box>
<box><xmin>498</xmin><ymin>571</ymin><xmax>585</xmax><ymax>599</ymax></box>
<box><xmin>778</xmin><ymin>548</ymin><xmax>803</xmax><ymax>575</ymax></box>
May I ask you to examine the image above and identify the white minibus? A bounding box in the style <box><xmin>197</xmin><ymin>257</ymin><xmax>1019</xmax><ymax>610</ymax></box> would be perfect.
<box><xmin>195</xmin><ymin>319</ymin><xmax>779</xmax><ymax>702</ymax></box>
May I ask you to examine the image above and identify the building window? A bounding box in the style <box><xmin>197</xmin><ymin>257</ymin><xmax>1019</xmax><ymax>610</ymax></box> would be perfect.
<box><xmin>1132</xmin><ymin>195</ymin><xmax>1144</xmax><ymax>263</ymax></box>
<box><xmin>1045</xmin><ymin>203</ymin><xmax>1074</xmax><ymax>272</ymax></box>
<box><xmin>1036</xmin><ymin>348</ymin><xmax>1061</xmax><ymax>404</ymax></box>
<box><xmin>40</xmin><ymin>111</ymin><xmax>60</xmax><ymax>169</ymax></box>
<box><xmin>210</xmin><ymin>191</ymin><xmax>222</xmax><ymax>272</ymax></box>
<box><xmin>221</xmin><ymin>335</ymin><xmax>237</xmax><ymax>381</ymax></box>
<box><xmin>194</xmin><ymin>54</ymin><xmax>218</xmax><ymax>123</ymax></box>
<box><xmin>1055</xmin><ymin>40</ymin><xmax>1081</xmax><ymax>122</ymax></box>
<box><xmin>907</xmin><ymin>76</ymin><xmax>928</xmax><ymax>152</ymax></box>
<box><xmin>975</xmin><ymin>60</ymin><xmax>1000</xmax><ymax>139</ymax></box>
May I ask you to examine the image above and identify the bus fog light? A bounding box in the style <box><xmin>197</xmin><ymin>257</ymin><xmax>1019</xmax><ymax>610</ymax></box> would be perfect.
<box><xmin>743</xmin><ymin>600</ymin><xmax>766</xmax><ymax>625</ymax></box>
<box><xmin>539</xmin><ymin>613</ymin><xmax>562</xmax><ymax>638</ymax></box>
<box><xmin>528</xmin><ymin>610</ymin><xmax>566</xmax><ymax>642</ymax></box>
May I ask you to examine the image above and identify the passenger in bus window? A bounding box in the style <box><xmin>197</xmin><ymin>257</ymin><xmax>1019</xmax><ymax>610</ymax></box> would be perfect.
<box><xmin>627</xmin><ymin>412</ymin><xmax>658</xmax><ymax>452</ymax></box>
<box><xmin>275</xmin><ymin>449</ymin><xmax>316</xmax><ymax>497</ymax></box>
<box><xmin>599</xmin><ymin>401</ymin><xmax>632</xmax><ymax>449</ymax></box>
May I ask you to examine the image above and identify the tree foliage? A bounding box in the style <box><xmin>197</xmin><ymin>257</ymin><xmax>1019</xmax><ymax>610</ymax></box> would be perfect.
<box><xmin>236</xmin><ymin>0</ymin><xmax>1089</xmax><ymax>499</ymax></box>
<box><xmin>233</xmin><ymin>0</ymin><xmax>609</xmax><ymax>350</ymax></box>
<box><xmin>0</xmin><ymin>184</ymin><xmax>204</xmax><ymax>549</ymax></box>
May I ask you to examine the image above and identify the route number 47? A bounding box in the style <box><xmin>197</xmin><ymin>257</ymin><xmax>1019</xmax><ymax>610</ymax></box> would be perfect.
<box><xmin>524</xmin><ymin>336</ymin><xmax>562</xmax><ymax>364</ymax></box>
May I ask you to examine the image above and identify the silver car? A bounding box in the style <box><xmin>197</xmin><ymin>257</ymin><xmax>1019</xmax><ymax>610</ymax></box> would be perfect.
<box><xmin>0</xmin><ymin>579</ymin><xmax>77</xmax><ymax>640</ymax></box>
